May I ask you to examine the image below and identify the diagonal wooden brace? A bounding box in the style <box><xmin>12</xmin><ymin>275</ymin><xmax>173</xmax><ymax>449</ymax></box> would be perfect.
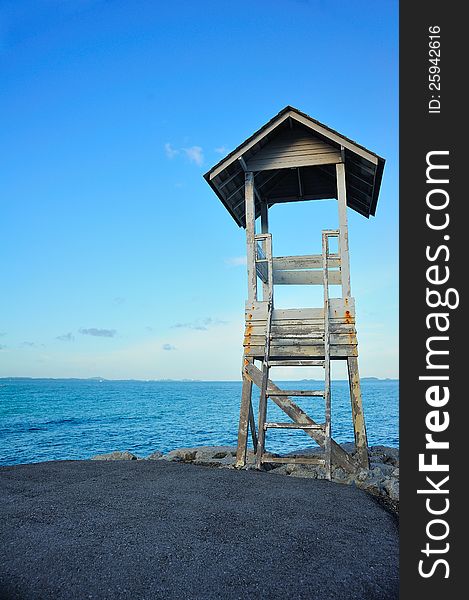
<box><xmin>245</xmin><ymin>362</ymin><xmax>357</xmax><ymax>474</ymax></box>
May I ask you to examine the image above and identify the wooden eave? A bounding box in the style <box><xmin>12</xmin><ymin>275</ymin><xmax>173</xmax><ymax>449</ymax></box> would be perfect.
<box><xmin>204</xmin><ymin>106</ymin><xmax>385</xmax><ymax>228</ymax></box>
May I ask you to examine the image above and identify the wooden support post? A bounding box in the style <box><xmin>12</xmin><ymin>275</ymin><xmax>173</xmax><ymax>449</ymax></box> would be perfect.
<box><xmin>260</xmin><ymin>201</ymin><xmax>269</xmax><ymax>301</ymax></box>
<box><xmin>336</xmin><ymin>161</ymin><xmax>369</xmax><ymax>468</ymax></box>
<box><xmin>347</xmin><ymin>356</ymin><xmax>369</xmax><ymax>469</ymax></box>
<box><xmin>235</xmin><ymin>172</ymin><xmax>258</xmax><ymax>468</ymax></box>
<box><xmin>245</xmin><ymin>172</ymin><xmax>257</xmax><ymax>303</ymax></box>
<box><xmin>235</xmin><ymin>369</ymin><xmax>253</xmax><ymax>468</ymax></box>
<box><xmin>336</xmin><ymin>162</ymin><xmax>351</xmax><ymax>298</ymax></box>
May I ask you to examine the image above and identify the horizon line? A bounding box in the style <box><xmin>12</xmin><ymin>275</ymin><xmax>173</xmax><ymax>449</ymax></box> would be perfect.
<box><xmin>0</xmin><ymin>376</ymin><xmax>399</xmax><ymax>382</ymax></box>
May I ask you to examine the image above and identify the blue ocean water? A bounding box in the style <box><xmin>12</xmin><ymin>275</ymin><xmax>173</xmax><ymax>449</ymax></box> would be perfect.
<box><xmin>0</xmin><ymin>379</ymin><xmax>398</xmax><ymax>466</ymax></box>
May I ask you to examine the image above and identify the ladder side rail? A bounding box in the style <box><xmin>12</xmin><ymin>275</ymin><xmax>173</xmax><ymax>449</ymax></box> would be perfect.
<box><xmin>322</xmin><ymin>231</ymin><xmax>333</xmax><ymax>480</ymax></box>
<box><xmin>260</xmin><ymin>201</ymin><xmax>270</xmax><ymax>302</ymax></box>
<box><xmin>255</xmin><ymin>234</ymin><xmax>274</xmax><ymax>469</ymax></box>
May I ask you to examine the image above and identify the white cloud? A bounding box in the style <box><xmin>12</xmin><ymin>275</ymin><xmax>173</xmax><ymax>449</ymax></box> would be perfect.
<box><xmin>165</xmin><ymin>144</ymin><xmax>204</xmax><ymax>167</ymax></box>
<box><xmin>215</xmin><ymin>146</ymin><xmax>229</xmax><ymax>155</ymax></box>
<box><xmin>225</xmin><ymin>256</ymin><xmax>247</xmax><ymax>267</ymax></box>
<box><xmin>164</xmin><ymin>143</ymin><xmax>179</xmax><ymax>159</ymax></box>
<box><xmin>183</xmin><ymin>146</ymin><xmax>204</xmax><ymax>166</ymax></box>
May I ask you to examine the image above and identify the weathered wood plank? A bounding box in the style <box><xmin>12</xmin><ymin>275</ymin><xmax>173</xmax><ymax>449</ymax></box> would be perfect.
<box><xmin>245</xmin><ymin>300</ymin><xmax>268</xmax><ymax>312</ymax></box>
<box><xmin>248</xmin><ymin>146</ymin><xmax>341</xmax><ymax>163</ymax></box>
<box><xmin>252</xmin><ymin>146</ymin><xmax>336</xmax><ymax>160</ymax></box>
<box><xmin>245</xmin><ymin>127</ymin><xmax>339</xmax><ymax>172</ymax></box>
<box><xmin>268</xmin><ymin>390</ymin><xmax>325</xmax><ymax>397</ymax></box>
<box><xmin>235</xmin><ymin>372</ymin><xmax>254</xmax><ymax>468</ymax></box>
<box><xmin>245</xmin><ymin>172</ymin><xmax>257</xmax><ymax>303</ymax></box>
<box><xmin>244</xmin><ymin>363</ymin><xmax>357</xmax><ymax>473</ymax></box>
<box><xmin>273</xmin><ymin>269</ymin><xmax>341</xmax><ymax>286</ymax></box>
<box><xmin>271</xmin><ymin>319</ymin><xmax>352</xmax><ymax>328</ymax></box>
<box><xmin>264</xmin><ymin>422</ymin><xmax>324</xmax><ymax>429</ymax></box>
<box><xmin>247</xmin><ymin>316</ymin><xmax>354</xmax><ymax>326</ymax></box>
<box><xmin>245</xmin><ymin>298</ymin><xmax>355</xmax><ymax>319</ymax></box>
<box><xmin>245</xmin><ymin>334</ymin><xmax>357</xmax><ymax>346</ymax></box>
<box><xmin>247</xmin><ymin>152</ymin><xmax>341</xmax><ymax>172</ymax></box>
<box><xmin>268</xmin><ymin>359</ymin><xmax>325</xmax><ymax>367</ymax></box>
<box><xmin>244</xmin><ymin>345</ymin><xmax>358</xmax><ymax>358</ymax></box>
<box><xmin>247</xmin><ymin>321</ymin><xmax>356</xmax><ymax>335</ymax></box>
<box><xmin>273</xmin><ymin>255</ymin><xmax>340</xmax><ymax>270</ymax></box>
<box><xmin>247</xmin><ymin>324</ymin><xmax>355</xmax><ymax>337</ymax></box>
<box><xmin>330</xmin><ymin>296</ymin><xmax>355</xmax><ymax>318</ymax></box>
<box><xmin>258</xmin><ymin>137</ymin><xmax>335</xmax><ymax>151</ymax></box>
<box><xmin>347</xmin><ymin>357</ymin><xmax>369</xmax><ymax>469</ymax></box>
<box><xmin>336</xmin><ymin>163</ymin><xmax>352</xmax><ymax>298</ymax></box>
<box><xmin>290</xmin><ymin>111</ymin><xmax>379</xmax><ymax>165</ymax></box>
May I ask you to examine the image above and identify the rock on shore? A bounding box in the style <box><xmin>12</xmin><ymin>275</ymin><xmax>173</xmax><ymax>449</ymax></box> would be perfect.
<box><xmin>91</xmin><ymin>450</ymin><xmax>138</xmax><ymax>461</ymax></box>
<box><xmin>90</xmin><ymin>443</ymin><xmax>399</xmax><ymax>512</ymax></box>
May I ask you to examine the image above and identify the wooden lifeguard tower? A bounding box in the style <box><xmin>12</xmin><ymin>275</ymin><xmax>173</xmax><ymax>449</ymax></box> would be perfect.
<box><xmin>204</xmin><ymin>106</ymin><xmax>384</xmax><ymax>476</ymax></box>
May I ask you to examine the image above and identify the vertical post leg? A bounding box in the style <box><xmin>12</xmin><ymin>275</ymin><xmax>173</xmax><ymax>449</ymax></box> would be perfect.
<box><xmin>235</xmin><ymin>372</ymin><xmax>253</xmax><ymax>468</ymax></box>
<box><xmin>245</xmin><ymin>172</ymin><xmax>257</xmax><ymax>303</ymax></box>
<box><xmin>337</xmin><ymin>160</ymin><xmax>369</xmax><ymax>469</ymax></box>
<box><xmin>322</xmin><ymin>232</ymin><xmax>332</xmax><ymax>480</ymax></box>
<box><xmin>336</xmin><ymin>162</ymin><xmax>352</xmax><ymax>299</ymax></box>
<box><xmin>347</xmin><ymin>356</ymin><xmax>369</xmax><ymax>469</ymax></box>
<box><xmin>236</xmin><ymin>172</ymin><xmax>258</xmax><ymax>469</ymax></box>
<box><xmin>260</xmin><ymin>201</ymin><xmax>269</xmax><ymax>301</ymax></box>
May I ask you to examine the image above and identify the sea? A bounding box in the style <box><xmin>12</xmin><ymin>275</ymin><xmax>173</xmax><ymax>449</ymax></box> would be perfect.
<box><xmin>0</xmin><ymin>378</ymin><xmax>398</xmax><ymax>466</ymax></box>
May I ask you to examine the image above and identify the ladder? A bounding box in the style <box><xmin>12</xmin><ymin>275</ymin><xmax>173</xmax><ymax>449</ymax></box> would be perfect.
<box><xmin>254</xmin><ymin>230</ymin><xmax>338</xmax><ymax>480</ymax></box>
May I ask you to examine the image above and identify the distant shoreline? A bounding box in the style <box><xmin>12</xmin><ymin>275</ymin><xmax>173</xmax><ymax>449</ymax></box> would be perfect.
<box><xmin>0</xmin><ymin>376</ymin><xmax>400</xmax><ymax>382</ymax></box>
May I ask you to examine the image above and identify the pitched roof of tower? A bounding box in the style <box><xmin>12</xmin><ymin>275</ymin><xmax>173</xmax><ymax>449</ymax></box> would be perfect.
<box><xmin>204</xmin><ymin>106</ymin><xmax>385</xmax><ymax>227</ymax></box>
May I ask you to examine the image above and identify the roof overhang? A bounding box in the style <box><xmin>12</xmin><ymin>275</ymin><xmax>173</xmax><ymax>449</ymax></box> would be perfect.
<box><xmin>204</xmin><ymin>106</ymin><xmax>385</xmax><ymax>227</ymax></box>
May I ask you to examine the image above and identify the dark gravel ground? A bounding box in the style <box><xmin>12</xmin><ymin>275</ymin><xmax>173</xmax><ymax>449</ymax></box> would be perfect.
<box><xmin>0</xmin><ymin>460</ymin><xmax>398</xmax><ymax>600</ymax></box>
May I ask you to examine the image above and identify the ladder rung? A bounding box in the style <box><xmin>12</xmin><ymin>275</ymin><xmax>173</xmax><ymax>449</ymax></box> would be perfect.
<box><xmin>264</xmin><ymin>422</ymin><xmax>324</xmax><ymax>430</ymax></box>
<box><xmin>261</xmin><ymin>456</ymin><xmax>326</xmax><ymax>465</ymax></box>
<box><xmin>268</xmin><ymin>390</ymin><xmax>325</xmax><ymax>397</ymax></box>
<box><xmin>268</xmin><ymin>360</ymin><xmax>325</xmax><ymax>367</ymax></box>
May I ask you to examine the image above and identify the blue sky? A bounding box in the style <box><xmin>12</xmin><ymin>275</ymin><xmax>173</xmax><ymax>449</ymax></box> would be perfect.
<box><xmin>0</xmin><ymin>0</ymin><xmax>398</xmax><ymax>380</ymax></box>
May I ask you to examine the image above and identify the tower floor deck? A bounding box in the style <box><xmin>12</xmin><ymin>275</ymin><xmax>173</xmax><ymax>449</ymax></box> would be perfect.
<box><xmin>244</xmin><ymin>298</ymin><xmax>358</xmax><ymax>360</ymax></box>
